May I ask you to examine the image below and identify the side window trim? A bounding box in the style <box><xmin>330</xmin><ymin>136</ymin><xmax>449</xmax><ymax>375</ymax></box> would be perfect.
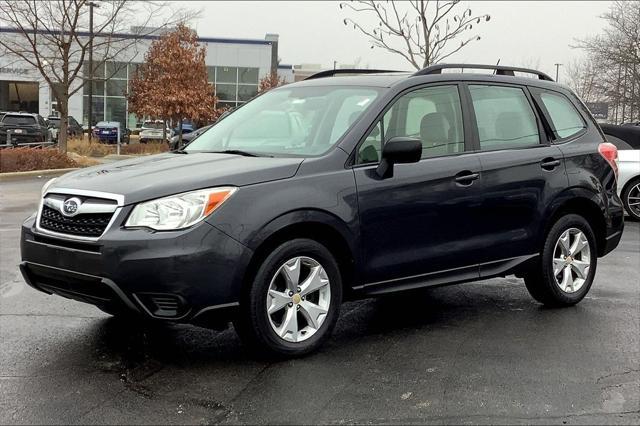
<box><xmin>529</xmin><ymin>87</ymin><xmax>588</xmax><ymax>144</ymax></box>
<box><xmin>461</xmin><ymin>82</ymin><xmax>546</xmax><ymax>152</ymax></box>
<box><xmin>351</xmin><ymin>82</ymin><xmax>470</xmax><ymax>167</ymax></box>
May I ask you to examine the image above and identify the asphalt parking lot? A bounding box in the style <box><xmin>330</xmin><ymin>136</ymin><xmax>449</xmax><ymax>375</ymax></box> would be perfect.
<box><xmin>1</xmin><ymin>176</ymin><xmax>638</xmax><ymax>425</ymax></box>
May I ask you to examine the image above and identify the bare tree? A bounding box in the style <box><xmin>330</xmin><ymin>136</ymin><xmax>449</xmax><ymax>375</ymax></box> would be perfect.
<box><xmin>574</xmin><ymin>1</ymin><xmax>640</xmax><ymax>123</ymax></box>
<box><xmin>0</xmin><ymin>0</ymin><xmax>195</xmax><ymax>152</ymax></box>
<box><xmin>340</xmin><ymin>0</ymin><xmax>490</xmax><ymax>69</ymax></box>
<box><xmin>565</xmin><ymin>59</ymin><xmax>599</xmax><ymax>103</ymax></box>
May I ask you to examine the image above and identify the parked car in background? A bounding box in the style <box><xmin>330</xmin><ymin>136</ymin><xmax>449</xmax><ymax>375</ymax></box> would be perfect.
<box><xmin>0</xmin><ymin>112</ymin><xmax>50</xmax><ymax>145</ymax></box>
<box><xmin>173</xmin><ymin>122</ymin><xmax>195</xmax><ymax>135</ymax></box>
<box><xmin>601</xmin><ymin>123</ymin><xmax>640</xmax><ymax>220</ymax></box>
<box><xmin>47</xmin><ymin>116</ymin><xmax>83</xmax><ymax>142</ymax></box>
<box><xmin>169</xmin><ymin>124</ymin><xmax>213</xmax><ymax>150</ymax></box>
<box><xmin>139</xmin><ymin>120</ymin><xmax>172</xmax><ymax>143</ymax></box>
<box><xmin>93</xmin><ymin>121</ymin><xmax>130</xmax><ymax>144</ymax></box>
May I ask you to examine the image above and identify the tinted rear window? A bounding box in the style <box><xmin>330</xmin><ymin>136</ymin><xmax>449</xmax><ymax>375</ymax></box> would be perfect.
<box><xmin>2</xmin><ymin>115</ymin><xmax>36</xmax><ymax>125</ymax></box>
<box><xmin>539</xmin><ymin>92</ymin><xmax>586</xmax><ymax>139</ymax></box>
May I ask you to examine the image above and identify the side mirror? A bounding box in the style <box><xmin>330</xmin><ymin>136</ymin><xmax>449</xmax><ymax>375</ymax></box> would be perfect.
<box><xmin>376</xmin><ymin>137</ymin><xmax>422</xmax><ymax>178</ymax></box>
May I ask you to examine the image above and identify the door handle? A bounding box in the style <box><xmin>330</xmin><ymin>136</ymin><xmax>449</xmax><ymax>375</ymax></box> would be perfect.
<box><xmin>454</xmin><ymin>171</ymin><xmax>480</xmax><ymax>185</ymax></box>
<box><xmin>541</xmin><ymin>158</ymin><xmax>561</xmax><ymax>171</ymax></box>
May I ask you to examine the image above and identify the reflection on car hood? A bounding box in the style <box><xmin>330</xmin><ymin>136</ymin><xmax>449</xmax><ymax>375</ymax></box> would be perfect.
<box><xmin>48</xmin><ymin>152</ymin><xmax>304</xmax><ymax>204</ymax></box>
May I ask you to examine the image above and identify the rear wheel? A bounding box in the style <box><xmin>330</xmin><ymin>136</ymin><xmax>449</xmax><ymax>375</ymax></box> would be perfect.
<box><xmin>622</xmin><ymin>177</ymin><xmax>640</xmax><ymax>221</ymax></box>
<box><xmin>234</xmin><ymin>238</ymin><xmax>343</xmax><ymax>357</ymax></box>
<box><xmin>524</xmin><ymin>214</ymin><xmax>597</xmax><ymax>306</ymax></box>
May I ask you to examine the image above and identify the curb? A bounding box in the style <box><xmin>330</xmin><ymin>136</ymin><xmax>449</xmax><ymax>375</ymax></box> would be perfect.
<box><xmin>0</xmin><ymin>168</ymin><xmax>79</xmax><ymax>181</ymax></box>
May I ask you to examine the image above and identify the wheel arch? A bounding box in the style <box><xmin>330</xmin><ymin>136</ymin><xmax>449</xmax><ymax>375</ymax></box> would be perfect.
<box><xmin>620</xmin><ymin>174</ymin><xmax>640</xmax><ymax>199</ymax></box>
<box><xmin>542</xmin><ymin>189</ymin><xmax>607</xmax><ymax>256</ymax></box>
<box><xmin>242</xmin><ymin>209</ymin><xmax>360</xmax><ymax>299</ymax></box>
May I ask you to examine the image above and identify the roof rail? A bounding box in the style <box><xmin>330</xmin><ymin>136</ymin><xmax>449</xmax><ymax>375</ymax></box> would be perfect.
<box><xmin>304</xmin><ymin>68</ymin><xmax>406</xmax><ymax>80</ymax></box>
<box><xmin>412</xmin><ymin>64</ymin><xmax>554</xmax><ymax>81</ymax></box>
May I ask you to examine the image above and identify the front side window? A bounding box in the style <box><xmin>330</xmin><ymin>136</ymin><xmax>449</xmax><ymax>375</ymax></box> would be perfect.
<box><xmin>469</xmin><ymin>85</ymin><xmax>540</xmax><ymax>150</ymax></box>
<box><xmin>356</xmin><ymin>85</ymin><xmax>465</xmax><ymax>164</ymax></box>
<box><xmin>186</xmin><ymin>86</ymin><xmax>381</xmax><ymax>157</ymax></box>
<box><xmin>538</xmin><ymin>91</ymin><xmax>586</xmax><ymax>139</ymax></box>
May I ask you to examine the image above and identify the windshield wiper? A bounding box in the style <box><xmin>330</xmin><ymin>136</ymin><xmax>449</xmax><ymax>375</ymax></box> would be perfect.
<box><xmin>171</xmin><ymin>149</ymin><xmax>188</xmax><ymax>154</ymax></box>
<box><xmin>208</xmin><ymin>149</ymin><xmax>270</xmax><ymax>157</ymax></box>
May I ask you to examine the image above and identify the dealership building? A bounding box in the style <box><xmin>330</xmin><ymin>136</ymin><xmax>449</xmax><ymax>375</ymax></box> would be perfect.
<box><xmin>0</xmin><ymin>28</ymin><xmax>293</xmax><ymax>128</ymax></box>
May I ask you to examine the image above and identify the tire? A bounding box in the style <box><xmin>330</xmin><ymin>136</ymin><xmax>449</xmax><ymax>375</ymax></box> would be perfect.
<box><xmin>524</xmin><ymin>214</ymin><xmax>597</xmax><ymax>307</ymax></box>
<box><xmin>622</xmin><ymin>177</ymin><xmax>640</xmax><ymax>221</ymax></box>
<box><xmin>233</xmin><ymin>238</ymin><xmax>343</xmax><ymax>357</ymax></box>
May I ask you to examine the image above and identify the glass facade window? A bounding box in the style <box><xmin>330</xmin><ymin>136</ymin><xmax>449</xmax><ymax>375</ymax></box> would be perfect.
<box><xmin>106</xmin><ymin>79</ymin><xmax>127</xmax><ymax>97</ymax></box>
<box><xmin>239</xmin><ymin>67</ymin><xmax>259</xmax><ymax>84</ymax></box>
<box><xmin>216</xmin><ymin>66</ymin><xmax>237</xmax><ymax>83</ymax></box>
<box><xmin>106</xmin><ymin>61</ymin><xmax>127</xmax><ymax>79</ymax></box>
<box><xmin>82</xmin><ymin>80</ymin><xmax>104</xmax><ymax>96</ymax></box>
<box><xmin>207</xmin><ymin>66</ymin><xmax>216</xmax><ymax>82</ymax></box>
<box><xmin>83</xmin><ymin>96</ymin><xmax>104</xmax><ymax>128</ymax></box>
<box><xmin>215</xmin><ymin>83</ymin><xmax>237</xmax><ymax>102</ymax></box>
<box><xmin>238</xmin><ymin>84</ymin><xmax>259</xmax><ymax>101</ymax></box>
<box><xmin>82</xmin><ymin>60</ymin><xmax>260</xmax><ymax>126</ymax></box>
<box><xmin>106</xmin><ymin>97</ymin><xmax>127</xmax><ymax>125</ymax></box>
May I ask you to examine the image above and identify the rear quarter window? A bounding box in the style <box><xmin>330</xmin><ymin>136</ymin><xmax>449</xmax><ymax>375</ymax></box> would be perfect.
<box><xmin>538</xmin><ymin>91</ymin><xmax>586</xmax><ymax>139</ymax></box>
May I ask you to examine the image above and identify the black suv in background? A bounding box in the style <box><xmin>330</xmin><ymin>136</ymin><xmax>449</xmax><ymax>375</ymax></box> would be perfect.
<box><xmin>47</xmin><ymin>115</ymin><xmax>84</xmax><ymax>141</ymax></box>
<box><xmin>1</xmin><ymin>112</ymin><xmax>50</xmax><ymax>145</ymax></box>
<box><xmin>20</xmin><ymin>64</ymin><xmax>624</xmax><ymax>356</ymax></box>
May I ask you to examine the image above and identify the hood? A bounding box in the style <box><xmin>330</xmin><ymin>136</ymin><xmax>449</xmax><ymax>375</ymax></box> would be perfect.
<box><xmin>49</xmin><ymin>152</ymin><xmax>304</xmax><ymax>205</ymax></box>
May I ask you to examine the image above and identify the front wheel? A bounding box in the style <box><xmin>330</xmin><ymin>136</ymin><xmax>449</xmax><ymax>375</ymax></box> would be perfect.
<box><xmin>524</xmin><ymin>214</ymin><xmax>597</xmax><ymax>306</ymax></box>
<box><xmin>622</xmin><ymin>177</ymin><xmax>640</xmax><ymax>221</ymax></box>
<box><xmin>234</xmin><ymin>239</ymin><xmax>343</xmax><ymax>357</ymax></box>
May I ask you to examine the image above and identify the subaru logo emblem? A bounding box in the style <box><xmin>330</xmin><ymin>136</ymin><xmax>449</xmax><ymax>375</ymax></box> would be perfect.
<box><xmin>61</xmin><ymin>197</ymin><xmax>81</xmax><ymax>217</ymax></box>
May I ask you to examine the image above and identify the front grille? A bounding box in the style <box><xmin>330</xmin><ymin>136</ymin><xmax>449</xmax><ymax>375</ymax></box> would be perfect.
<box><xmin>40</xmin><ymin>205</ymin><xmax>113</xmax><ymax>237</ymax></box>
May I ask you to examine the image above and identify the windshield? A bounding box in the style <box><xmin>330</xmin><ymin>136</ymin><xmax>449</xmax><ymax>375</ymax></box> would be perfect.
<box><xmin>2</xmin><ymin>115</ymin><xmax>36</xmax><ymax>125</ymax></box>
<box><xmin>143</xmin><ymin>122</ymin><xmax>164</xmax><ymax>130</ymax></box>
<box><xmin>48</xmin><ymin>118</ymin><xmax>61</xmax><ymax>128</ymax></box>
<box><xmin>185</xmin><ymin>86</ymin><xmax>382</xmax><ymax>156</ymax></box>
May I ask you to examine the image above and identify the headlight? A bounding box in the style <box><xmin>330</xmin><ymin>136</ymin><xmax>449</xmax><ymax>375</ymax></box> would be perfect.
<box><xmin>41</xmin><ymin>177</ymin><xmax>57</xmax><ymax>195</ymax></box>
<box><xmin>124</xmin><ymin>187</ymin><xmax>237</xmax><ymax>230</ymax></box>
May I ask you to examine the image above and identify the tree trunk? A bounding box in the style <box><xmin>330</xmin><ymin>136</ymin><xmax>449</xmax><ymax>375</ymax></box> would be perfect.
<box><xmin>178</xmin><ymin>120</ymin><xmax>183</xmax><ymax>149</ymax></box>
<box><xmin>58</xmin><ymin>96</ymin><xmax>69</xmax><ymax>153</ymax></box>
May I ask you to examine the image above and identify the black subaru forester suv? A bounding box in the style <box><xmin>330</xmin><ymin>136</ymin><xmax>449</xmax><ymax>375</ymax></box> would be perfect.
<box><xmin>20</xmin><ymin>64</ymin><xmax>624</xmax><ymax>356</ymax></box>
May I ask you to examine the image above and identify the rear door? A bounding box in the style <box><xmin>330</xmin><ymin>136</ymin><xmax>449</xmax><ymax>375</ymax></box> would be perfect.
<box><xmin>353</xmin><ymin>83</ymin><xmax>484</xmax><ymax>288</ymax></box>
<box><xmin>463</xmin><ymin>83</ymin><xmax>568</xmax><ymax>270</ymax></box>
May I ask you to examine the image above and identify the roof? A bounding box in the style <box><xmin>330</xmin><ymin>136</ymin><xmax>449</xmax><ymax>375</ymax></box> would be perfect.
<box><xmin>0</xmin><ymin>27</ymin><xmax>272</xmax><ymax>46</ymax></box>
<box><xmin>289</xmin><ymin>70</ymin><xmax>569</xmax><ymax>92</ymax></box>
<box><xmin>2</xmin><ymin>111</ymin><xmax>38</xmax><ymax>116</ymax></box>
<box><xmin>293</xmin><ymin>73</ymin><xmax>413</xmax><ymax>88</ymax></box>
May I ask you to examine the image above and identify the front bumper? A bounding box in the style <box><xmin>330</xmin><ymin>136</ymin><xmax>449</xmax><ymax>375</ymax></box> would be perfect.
<box><xmin>20</xmin><ymin>214</ymin><xmax>253</xmax><ymax>324</ymax></box>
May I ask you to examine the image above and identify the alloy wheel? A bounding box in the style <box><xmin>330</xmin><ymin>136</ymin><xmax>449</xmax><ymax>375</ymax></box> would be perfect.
<box><xmin>626</xmin><ymin>182</ymin><xmax>640</xmax><ymax>218</ymax></box>
<box><xmin>552</xmin><ymin>228</ymin><xmax>592</xmax><ymax>293</ymax></box>
<box><xmin>266</xmin><ymin>256</ymin><xmax>331</xmax><ymax>343</ymax></box>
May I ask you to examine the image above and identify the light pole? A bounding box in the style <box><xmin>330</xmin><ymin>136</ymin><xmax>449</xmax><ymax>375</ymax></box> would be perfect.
<box><xmin>87</xmin><ymin>1</ymin><xmax>100</xmax><ymax>142</ymax></box>
<box><xmin>554</xmin><ymin>63</ymin><xmax>563</xmax><ymax>82</ymax></box>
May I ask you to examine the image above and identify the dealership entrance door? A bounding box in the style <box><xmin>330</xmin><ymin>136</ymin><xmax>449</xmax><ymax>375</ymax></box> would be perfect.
<box><xmin>0</xmin><ymin>81</ymin><xmax>39</xmax><ymax>113</ymax></box>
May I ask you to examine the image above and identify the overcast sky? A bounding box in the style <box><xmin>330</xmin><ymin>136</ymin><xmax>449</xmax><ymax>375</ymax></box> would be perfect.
<box><xmin>180</xmin><ymin>1</ymin><xmax>612</xmax><ymax>82</ymax></box>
